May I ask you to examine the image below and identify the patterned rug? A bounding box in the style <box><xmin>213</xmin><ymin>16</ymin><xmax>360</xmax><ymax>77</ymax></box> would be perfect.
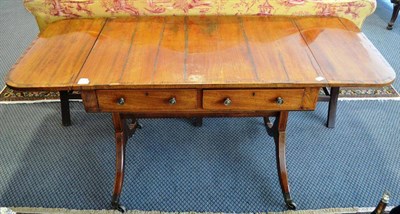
<box><xmin>0</xmin><ymin>85</ymin><xmax>398</xmax><ymax>103</ymax></box>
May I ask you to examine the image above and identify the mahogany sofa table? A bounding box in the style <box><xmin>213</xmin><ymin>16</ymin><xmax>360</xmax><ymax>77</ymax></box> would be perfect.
<box><xmin>6</xmin><ymin>16</ymin><xmax>395</xmax><ymax>211</ymax></box>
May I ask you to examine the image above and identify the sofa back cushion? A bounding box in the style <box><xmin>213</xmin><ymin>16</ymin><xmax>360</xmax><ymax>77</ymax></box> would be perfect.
<box><xmin>24</xmin><ymin>0</ymin><xmax>376</xmax><ymax>31</ymax></box>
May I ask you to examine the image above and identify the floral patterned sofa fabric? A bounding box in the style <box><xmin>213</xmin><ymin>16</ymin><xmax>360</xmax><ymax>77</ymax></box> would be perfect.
<box><xmin>24</xmin><ymin>0</ymin><xmax>376</xmax><ymax>31</ymax></box>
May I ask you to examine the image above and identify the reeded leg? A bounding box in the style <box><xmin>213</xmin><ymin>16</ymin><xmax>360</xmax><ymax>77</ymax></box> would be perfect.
<box><xmin>387</xmin><ymin>2</ymin><xmax>400</xmax><ymax>30</ymax></box>
<box><xmin>268</xmin><ymin>112</ymin><xmax>297</xmax><ymax>210</ymax></box>
<box><xmin>60</xmin><ymin>91</ymin><xmax>71</xmax><ymax>126</ymax></box>
<box><xmin>111</xmin><ymin>113</ymin><xmax>128</xmax><ymax>213</ymax></box>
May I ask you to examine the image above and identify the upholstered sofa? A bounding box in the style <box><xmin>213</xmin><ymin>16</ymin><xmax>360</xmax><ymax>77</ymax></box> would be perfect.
<box><xmin>22</xmin><ymin>0</ymin><xmax>378</xmax><ymax>128</ymax></box>
<box><xmin>25</xmin><ymin>0</ymin><xmax>376</xmax><ymax>32</ymax></box>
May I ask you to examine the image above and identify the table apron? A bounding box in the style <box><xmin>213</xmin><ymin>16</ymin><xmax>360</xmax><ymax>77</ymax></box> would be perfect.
<box><xmin>81</xmin><ymin>88</ymin><xmax>320</xmax><ymax>114</ymax></box>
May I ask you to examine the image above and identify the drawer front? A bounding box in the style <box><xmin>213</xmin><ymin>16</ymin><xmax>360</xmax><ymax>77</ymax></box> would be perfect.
<box><xmin>203</xmin><ymin>89</ymin><xmax>305</xmax><ymax>110</ymax></box>
<box><xmin>97</xmin><ymin>90</ymin><xmax>197</xmax><ymax>111</ymax></box>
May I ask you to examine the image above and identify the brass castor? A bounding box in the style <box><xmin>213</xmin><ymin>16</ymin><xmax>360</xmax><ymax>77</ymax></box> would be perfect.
<box><xmin>284</xmin><ymin>193</ymin><xmax>297</xmax><ymax>210</ymax></box>
<box><xmin>111</xmin><ymin>202</ymin><xmax>127</xmax><ymax>213</ymax></box>
<box><xmin>286</xmin><ymin>200</ymin><xmax>297</xmax><ymax>210</ymax></box>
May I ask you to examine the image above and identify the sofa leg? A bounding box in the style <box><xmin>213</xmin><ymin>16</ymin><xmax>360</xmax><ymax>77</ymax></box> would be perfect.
<box><xmin>326</xmin><ymin>87</ymin><xmax>339</xmax><ymax>128</ymax></box>
<box><xmin>387</xmin><ymin>2</ymin><xmax>399</xmax><ymax>30</ymax></box>
<box><xmin>60</xmin><ymin>91</ymin><xmax>71</xmax><ymax>126</ymax></box>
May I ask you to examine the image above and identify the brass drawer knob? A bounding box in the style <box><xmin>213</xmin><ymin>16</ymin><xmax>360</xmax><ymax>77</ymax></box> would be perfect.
<box><xmin>224</xmin><ymin>98</ymin><xmax>232</xmax><ymax>106</ymax></box>
<box><xmin>117</xmin><ymin>97</ymin><xmax>125</xmax><ymax>105</ymax></box>
<box><xmin>276</xmin><ymin>97</ymin><xmax>284</xmax><ymax>105</ymax></box>
<box><xmin>169</xmin><ymin>97</ymin><xmax>177</xmax><ymax>105</ymax></box>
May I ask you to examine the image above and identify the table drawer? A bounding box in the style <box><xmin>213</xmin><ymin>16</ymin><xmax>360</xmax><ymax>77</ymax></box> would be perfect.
<box><xmin>203</xmin><ymin>89</ymin><xmax>306</xmax><ymax>110</ymax></box>
<box><xmin>97</xmin><ymin>90</ymin><xmax>198</xmax><ymax>111</ymax></box>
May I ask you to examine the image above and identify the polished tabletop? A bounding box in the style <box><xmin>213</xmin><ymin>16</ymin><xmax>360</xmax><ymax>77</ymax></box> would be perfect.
<box><xmin>6</xmin><ymin>16</ymin><xmax>396</xmax><ymax>91</ymax></box>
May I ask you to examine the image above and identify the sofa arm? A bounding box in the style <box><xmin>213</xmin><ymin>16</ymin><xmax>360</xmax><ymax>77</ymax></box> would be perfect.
<box><xmin>24</xmin><ymin>0</ymin><xmax>376</xmax><ymax>32</ymax></box>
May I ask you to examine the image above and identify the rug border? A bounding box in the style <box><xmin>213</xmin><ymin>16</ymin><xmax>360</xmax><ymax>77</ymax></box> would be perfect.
<box><xmin>0</xmin><ymin>85</ymin><xmax>6</xmax><ymax>95</ymax></box>
<box><xmin>4</xmin><ymin>207</ymin><xmax>395</xmax><ymax>214</ymax></box>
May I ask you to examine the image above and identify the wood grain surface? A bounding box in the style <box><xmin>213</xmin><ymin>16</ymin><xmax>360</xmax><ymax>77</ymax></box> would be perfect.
<box><xmin>6</xmin><ymin>18</ymin><xmax>106</xmax><ymax>91</ymax></box>
<box><xmin>202</xmin><ymin>89</ymin><xmax>305</xmax><ymax>110</ymax></box>
<box><xmin>295</xmin><ymin>17</ymin><xmax>396</xmax><ymax>87</ymax></box>
<box><xmin>6</xmin><ymin>16</ymin><xmax>396</xmax><ymax>91</ymax></box>
<box><xmin>97</xmin><ymin>89</ymin><xmax>198</xmax><ymax>111</ymax></box>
